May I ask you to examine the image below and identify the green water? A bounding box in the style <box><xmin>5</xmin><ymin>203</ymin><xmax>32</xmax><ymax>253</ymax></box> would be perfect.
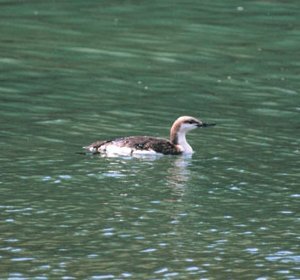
<box><xmin>1</xmin><ymin>0</ymin><xmax>299</xmax><ymax>279</ymax></box>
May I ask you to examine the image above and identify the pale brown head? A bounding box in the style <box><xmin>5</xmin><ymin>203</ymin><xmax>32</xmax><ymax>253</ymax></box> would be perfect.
<box><xmin>170</xmin><ymin>116</ymin><xmax>215</xmax><ymax>145</ymax></box>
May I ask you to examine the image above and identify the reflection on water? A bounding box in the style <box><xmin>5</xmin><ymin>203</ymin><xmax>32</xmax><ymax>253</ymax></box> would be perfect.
<box><xmin>100</xmin><ymin>155</ymin><xmax>193</xmax><ymax>196</ymax></box>
<box><xmin>1</xmin><ymin>0</ymin><xmax>300</xmax><ymax>278</ymax></box>
<box><xmin>165</xmin><ymin>156</ymin><xmax>192</xmax><ymax>195</ymax></box>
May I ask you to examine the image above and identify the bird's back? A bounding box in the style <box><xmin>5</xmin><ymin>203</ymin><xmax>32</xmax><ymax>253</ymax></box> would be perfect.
<box><xmin>84</xmin><ymin>136</ymin><xmax>181</xmax><ymax>155</ymax></box>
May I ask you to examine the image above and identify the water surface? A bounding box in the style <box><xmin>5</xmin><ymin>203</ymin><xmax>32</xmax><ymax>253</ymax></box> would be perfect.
<box><xmin>0</xmin><ymin>0</ymin><xmax>299</xmax><ymax>279</ymax></box>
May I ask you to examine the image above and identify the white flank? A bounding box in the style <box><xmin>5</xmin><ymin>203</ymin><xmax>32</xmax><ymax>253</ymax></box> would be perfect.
<box><xmin>105</xmin><ymin>145</ymin><xmax>133</xmax><ymax>156</ymax></box>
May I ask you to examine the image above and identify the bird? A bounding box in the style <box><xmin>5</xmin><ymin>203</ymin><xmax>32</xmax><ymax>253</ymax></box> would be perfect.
<box><xmin>84</xmin><ymin>116</ymin><xmax>215</xmax><ymax>156</ymax></box>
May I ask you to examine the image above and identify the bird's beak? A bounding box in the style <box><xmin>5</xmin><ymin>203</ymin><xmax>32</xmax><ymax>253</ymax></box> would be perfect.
<box><xmin>198</xmin><ymin>122</ymin><xmax>216</xmax><ymax>128</ymax></box>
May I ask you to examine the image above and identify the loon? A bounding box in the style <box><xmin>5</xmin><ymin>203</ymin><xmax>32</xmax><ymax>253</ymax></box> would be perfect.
<box><xmin>84</xmin><ymin>116</ymin><xmax>215</xmax><ymax>156</ymax></box>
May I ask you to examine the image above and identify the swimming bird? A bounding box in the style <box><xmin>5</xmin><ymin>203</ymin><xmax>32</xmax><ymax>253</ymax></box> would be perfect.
<box><xmin>84</xmin><ymin>116</ymin><xmax>215</xmax><ymax>156</ymax></box>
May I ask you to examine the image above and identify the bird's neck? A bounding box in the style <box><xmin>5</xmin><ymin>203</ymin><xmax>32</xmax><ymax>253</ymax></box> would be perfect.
<box><xmin>170</xmin><ymin>130</ymin><xmax>193</xmax><ymax>154</ymax></box>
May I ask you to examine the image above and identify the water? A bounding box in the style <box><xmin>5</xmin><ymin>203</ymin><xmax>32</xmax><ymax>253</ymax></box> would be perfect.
<box><xmin>1</xmin><ymin>0</ymin><xmax>299</xmax><ymax>279</ymax></box>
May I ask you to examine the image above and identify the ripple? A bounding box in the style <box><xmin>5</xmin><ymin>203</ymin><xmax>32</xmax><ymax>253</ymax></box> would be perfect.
<box><xmin>69</xmin><ymin>47</ymin><xmax>136</xmax><ymax>58</ymax></box>
<box><xmin>266</xmin><ymin>251</ymin><xmax>300</xmax><ymax>263</ymax></box>
<box><xmin>11</xmin><ymin>257</ymin><xmax>35</xmax><ymax>262</ymax></box>
<box><xmin>90</xmin><ymin>275</ymin><xmax>114</xmax><ymax>280</ymax></box>
<box><xmin>141</xmin><ymin>248</ymin><xmax>157</xmax><ymax>253</ymax></box>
